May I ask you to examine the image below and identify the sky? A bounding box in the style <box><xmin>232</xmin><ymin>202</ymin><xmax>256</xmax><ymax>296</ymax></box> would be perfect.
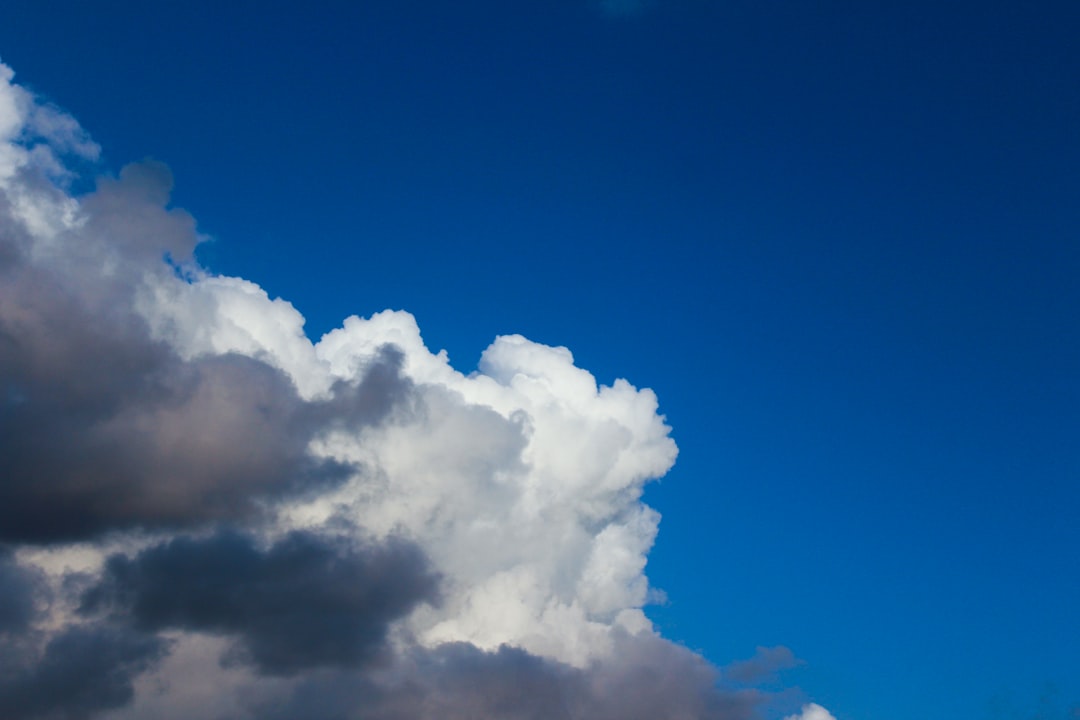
<box><xmin>0</xmin><ymin>2</ymin><xmax>1078</xmax><ymax>719</ymax></box>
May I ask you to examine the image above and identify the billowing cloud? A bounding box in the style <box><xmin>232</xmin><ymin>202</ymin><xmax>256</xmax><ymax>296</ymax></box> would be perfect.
<box><xmin>0</xmin><ymin>623</ymin><xmax>167</xmax><ymax>720</ymax></box>
<box><xmin>292</xmin><ymin>313</ymin><xmax>678</xmax><ymax>666</ymax></box>
<box><xmin>253</xmin><ymin>634</ymin><xmax>762</xmax><ymax>720</ymax></box>
<box><xmin>784</xmin><ymin>704</ymin><xmax>838</xmax><ymax>720</ymax></box>
<box><xmin>0</xmin><ymin>552</ymin><xmax>166</xmax><ymax>720</ymax></box>
<box><xmin>82</xmin><ymin>529</ymin><xmax>438</xmax><ymax>676</ymax></box>
<box><xmin>0</xmin><ymin>155</ymin><xmax>411</xmax><ymax>544</ymax></box>
<box><xmin>0</xmin><ymin>551</ymin><xmax>47</xmax><ymax>636</ymax></box>
<box><xmin>0</xmin><ymin>61</ymin><xmax>834</xmax><ymax>719</ymax></box>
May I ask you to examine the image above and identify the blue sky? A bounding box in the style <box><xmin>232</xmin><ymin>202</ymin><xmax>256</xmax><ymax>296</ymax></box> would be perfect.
<box><xmin>2</xmin><ymin>1</ymin><xmax>1078</xmax><ymax>719</ymax></box>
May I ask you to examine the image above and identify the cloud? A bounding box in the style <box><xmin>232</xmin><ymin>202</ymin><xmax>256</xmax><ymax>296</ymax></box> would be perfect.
<box><xmin>252</xmin><ymin>634</ymin><xmax>762</xmax><ymax>720</ymax></box>
<box><xmin>0</xmin><ymin>62</ymin><xmax>96</xmax><ymax>189</ymax></box>
<box><xmin>0</xmin><ymin>551</ymin><xmax>48</xmax><ymax>636</ymax></box>
<box><xmin>0</xmin><ymin>622</ymin><xmax>167</xmax><ymax>720</ymax></box>
<box><xmin>0</xmin><ymin>61</ymin><xmax>836</xmax><ymax>719</ymax></box>
<box><xmin>303</xmin><ymin>316</ymin><xmax>678</xmax><ymax>665</ymax></box>
<box><xmin>82</xmin><ymin>530</ymin><xmax>438</xmax><ymax>676</ymax></box>
<box><xmin>724</xmin><ymin>646</ymin><xmax>804</xmax><ymax>685</ymax></box>
<box><xmin>0</xmin><ymin>156</ymin><xmax>411</xmax><ymax>543</ymax></box>
<box><xmin>784</xmin><ymin>703</ymin><xmax>838</xmax><ymax>720</ymax></box>
<box><xmin>0</xmin><ymin>544</ymin><xmax>163</xmax><ymax>720</ymax></box>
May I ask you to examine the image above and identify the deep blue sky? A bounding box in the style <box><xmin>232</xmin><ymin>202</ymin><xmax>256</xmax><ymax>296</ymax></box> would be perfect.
<box><xmin>3</xmin><ymin>2</ymin><xmax>1078</xmax><ymax>718</ymax></box>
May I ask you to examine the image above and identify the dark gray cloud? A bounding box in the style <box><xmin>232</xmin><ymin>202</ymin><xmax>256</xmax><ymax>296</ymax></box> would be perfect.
<box><xmin>0</xmin><ymin>622</ymin><xmax>167</xmax><ymax>720</ymax></box>
<box><xmin>0</xmin><ymin>551</ymin><xmax>163</xmax><ymax>720</ymax></box>
<box><xmin>0</xmin><ymin>148</ymin><xmax>426</xmax><ymax>716</ymax></box>
<box><xmin>255</xmin><ymin>634</ymin><xmax>762</xmax><ymax>720</ymax></box>
<box><xmin>0</xmin><ymin>551</ymin><xmax>48</xmax><ymax>636</ymax></box>
<box><xmin>257</xmin><ymin>643</ymin><xmax>577</xmax><ymax>720</ymax></box>
<box><xmin>83</xmin><ymin>530</ymin><xmax>439</xmax><ymax>676</ymax></box>
<box><xmin>0</xmin><ymin>162</ymin><xmax>410</xmax><ymax>544</ymax></box>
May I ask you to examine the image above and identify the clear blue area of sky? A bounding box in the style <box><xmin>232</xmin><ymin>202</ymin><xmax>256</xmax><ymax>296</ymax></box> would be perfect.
<box><xmin>3</xmin><ymin>2</ymin><xmax>1078</xmax><ymax>719</ymax></box>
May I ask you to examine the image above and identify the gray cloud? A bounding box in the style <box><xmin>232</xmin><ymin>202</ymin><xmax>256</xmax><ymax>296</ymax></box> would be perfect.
<box><xmin>0</xmin><ymin>162</ymin><xmax>411</xmax><ymax>544</ymax></box>
<box><xmin>0</xmin><ymin>549</ymin><xmax>163</xmax><ymax>720</ymax></box>
<box><xmin>0</xmin><ymin>622</ymin><xmax>167</xmax><ymax>720</ymax></box>
<box><xmin>0</xmin><ymin>551</ymin><xmax>48</xmax><ymax>636</ymax></box>
<box><xmin>254</xmin><ymin>634</ymin><xmax>761</xmax><ymax>720</ymax></box>
<box><xmin>82</xmin><ymin>530</ymin><xmax>439</xmax><ymax>676</ymax></box>
<box><xmin>723</xmin><ymin>646</ymin><xmax>803</xmax><ymax>686</ymax></box>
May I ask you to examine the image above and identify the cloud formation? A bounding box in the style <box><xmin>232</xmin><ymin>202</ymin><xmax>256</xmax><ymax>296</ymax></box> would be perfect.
<box><xmin>0</xmin><ymin>154</ymin><xmax>410</xmax><ymax>543</ymax></box>
<box><xmin>255</xmin><ymin>635</ymin><xmax>762</xmax><ymax>720</ymax></box>
<box><xmin>784</xmin><ymin>704</ymin><xmax>838</xmax><ymax>720</ymax></box>
<box><xmin>83</xmin><ymin>530</ymin><xmax>438</xmax><ymax>676</ymax></box>
<box><xmin>723</xmin><ymin>646</ymin><xmax>804</xmax><ymax>686</ymax></box>
<box><xmin>0</xmin><ymin>551</ymin><xmax>46</xmax><ymax>637</ymax></box>
<box><xmin>0</xmin><ymin>622</ymin><xmax>167</xmax><ymax>720</ymax></box>
<box><xmin>0</xmin><ymin>62</ymin><xmax>832</xmax><ymax>719</ymax></box>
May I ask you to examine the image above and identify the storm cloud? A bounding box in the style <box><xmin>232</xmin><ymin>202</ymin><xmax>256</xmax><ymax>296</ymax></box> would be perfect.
<box><xmin>1</xmin><ymin>468</ymin><xmax>118</xmax><ymax>720</ymax></box>
<box><xmin>0</xmin><ymin>551</ymin><xmax>47</xmax><ymax>637</ymax></box>
<box><xmin>0</xmin><ymin>620</ymin><xmax>167</xmax><ymax>720</ymax></box>
<box><xmin>83</xmin><ymin>530</ymin><xmax>439</xmax><ymax>676</ymax></box>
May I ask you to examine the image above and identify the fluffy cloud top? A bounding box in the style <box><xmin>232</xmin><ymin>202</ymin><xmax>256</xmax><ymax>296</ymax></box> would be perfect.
<box><xmin>0</xmin><ymin>62</ymin><xmax>832</xmax><ymax>719</ymax></box>
<box><xmin>784</xmin><ymin>704</ymin><xmax>838</xmax><ymax>720</ymax></box>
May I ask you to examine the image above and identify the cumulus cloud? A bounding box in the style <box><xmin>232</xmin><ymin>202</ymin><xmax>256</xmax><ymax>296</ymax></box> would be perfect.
<box><xmin>0</xmin><ymin>551</ymin><xmax>47</xmax><ymax>637</ymax></box>
<box><xmin>0</xmin><ymin>552</ymin><xmax>166</xmax><ymax>720</ymax></box>
<box><xmin>0</xmin><ymin>61</ymin><xmax>835</xmax><ymax>719</ymax></box>
<box><xmin>253</xmin><ymin>634</ymin><xmax>762</xmax><ymax>720</ymax></box>
<box><xmin>0</xmin><ymin>623</ymin><xmax>167</xmax><ymax>720</ymax></box>
<box><xmin>82</xmin><ymin>530</ymin><xmax>439</xmax><ymax>676</ymax></box>
<box><xmin>784</xmin><ymin>704</ymin><xmax>838</xmax><ymax>720</ymax></box>
<box><xmin>295</xmin><ymin>314</ymin><xmax>678</xmax><ymax>665</ymax></box>
<box><xmin>0</xmin><ymin>156</ymin><xmax>411</xmax><ymax>543</ymax></box>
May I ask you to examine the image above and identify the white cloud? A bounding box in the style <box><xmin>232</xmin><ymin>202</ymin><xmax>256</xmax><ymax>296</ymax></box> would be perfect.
<box><xmin>138</xmin><ymin>277</ymin><xmax>680</xmax><ymax>664</ymax></box>
<box><xmin>139</xmin><ymin>272</ymin><xmax>332</xmax><ymax>399</ymax></box>
<box><xmin>0</xmin><ymin>60</ymin><xmax>678</xmax><ymax>670</ymax></box>
<box><xmin>0</xmin><ymin>62</ymin><xmax>98</xmax><ymax>186</ymax></box>
<box><xmin>785</xmin><ymin>703</ymin><xmax>839</xmax><ymax>720</ymax></box>
<box><xmin>296</xmin><ymin>319</ymin><xmax>678</xmax><ymax>665</ymax></box>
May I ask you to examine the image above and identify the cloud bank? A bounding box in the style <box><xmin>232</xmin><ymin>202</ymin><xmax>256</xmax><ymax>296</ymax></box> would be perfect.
<box><xmin>0</xmin><ymin>62</ymin><xmax>829</xmax><ymax>719</ymax></box>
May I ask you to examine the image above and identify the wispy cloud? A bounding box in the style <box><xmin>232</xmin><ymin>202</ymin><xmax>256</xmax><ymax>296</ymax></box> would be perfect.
<box><xmin>723</xmin><ymin>646</ymin><xmax>804</xmax><ymax>686</ymax></box>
